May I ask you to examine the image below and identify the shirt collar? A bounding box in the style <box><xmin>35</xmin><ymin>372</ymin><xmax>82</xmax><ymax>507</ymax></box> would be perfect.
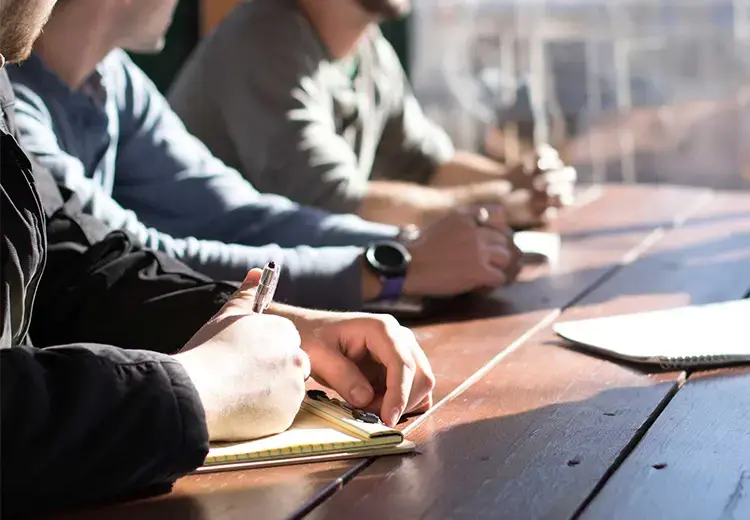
<box><xmin>19</xmin><ymin>52</ymin><xmax>108</xmax><ymax>107</ymax></box>
<box><xmin>79</xmin><ymin>68</ymin><xmax>107</xmax><ymax>107</ymax></box>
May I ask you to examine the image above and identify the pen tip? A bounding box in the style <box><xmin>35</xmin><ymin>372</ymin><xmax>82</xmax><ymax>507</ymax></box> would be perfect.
<box><xmin>268</xmin><ymin>261</ymin><xmax>276</xmax><ymax>269</ymax></box>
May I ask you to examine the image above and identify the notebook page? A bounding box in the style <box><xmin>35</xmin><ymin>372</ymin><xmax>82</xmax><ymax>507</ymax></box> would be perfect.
<box><xmin>206</xmin><ymin>408</ymin><xmax>401</xmax><ymax>465</ymax></box>
<box><xmin>554</xmin><ymin>299</ymin><xmax>750</xmax><ymax>362</ymax></box>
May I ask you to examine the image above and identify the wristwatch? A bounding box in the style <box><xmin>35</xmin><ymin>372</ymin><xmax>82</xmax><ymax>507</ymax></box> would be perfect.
<box><xmin>363</xmin><ymin>241</ymin><xmax>412</xmax><ymax>301</ymax></box>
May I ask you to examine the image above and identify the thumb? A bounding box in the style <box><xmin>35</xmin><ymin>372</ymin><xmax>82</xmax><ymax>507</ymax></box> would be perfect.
<box><xmin>307</xmin><ymin>343</ymin><xmax>374</xmax><ymax>408</ymax></box>
<box><xmin>226</xmin><ymin>268</ymin><xmax>264</xmax><ymax>307</ymax></box>
<box><xmin>238</xmin><ymin>268</ymin><xmax>263</xmax><ymax>292</ymax></box>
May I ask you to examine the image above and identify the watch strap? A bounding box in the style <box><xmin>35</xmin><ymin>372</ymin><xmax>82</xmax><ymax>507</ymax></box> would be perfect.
<box><xmin>379</xmin><ymin>275</ymin><xmax>406</xmax><ymax>301</ymax></box>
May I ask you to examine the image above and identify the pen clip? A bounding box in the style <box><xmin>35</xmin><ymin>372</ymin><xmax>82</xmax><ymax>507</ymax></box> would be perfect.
<box><xmin>306</xmin><ymin>390</ymin><xmax>384</xmax><ymax>425</ymax></box>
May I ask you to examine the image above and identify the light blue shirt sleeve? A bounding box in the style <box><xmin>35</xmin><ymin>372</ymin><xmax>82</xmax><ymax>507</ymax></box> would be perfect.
<box><xmin>112</xmin><ymin>50</ymin><xmax>398</xmax><ymax>249</ymax></box>
<box><xmin>8</xmin><ymin>55</ymin><xmax>399</xmax><ymax>310</ymax></box>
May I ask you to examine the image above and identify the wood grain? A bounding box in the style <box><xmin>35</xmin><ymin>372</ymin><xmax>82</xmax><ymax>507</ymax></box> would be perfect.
<box><xmin>49</xmin><ymin>186</ymin><xmax>720</xmax><ymax>520</ymax></box>
<box><xmin>580</xmin><ymin>368</ymin><xmax>750</xmax><ymax>520</ymax></box>
<box><xmin>308</xmin><ymin>192</ymin><xmax>750</xmax><ymax>520</ymax></box>
<box><xmin>401</xmin><ymin>185</ymin><xmax>714</xmax><ymax>411</ymax></box>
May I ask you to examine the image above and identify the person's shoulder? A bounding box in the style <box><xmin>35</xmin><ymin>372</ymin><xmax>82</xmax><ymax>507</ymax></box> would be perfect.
<box><xmin>99</xmin><ymin>49</ymin><xmax>158</xmax><ymax>96</ymax></box>
<box><xmin>98</xmin><ymin>49</ymin><xmax>141</xmax><ymax>78</ymax></box>
<box><xmin>5</xmin><ymin>53</ymin><xmax>56</xmax><ymax>92</ymax></box>
<box><xmin>6</xmin><ymin>61</ymin><xmax>53</xmax><ymax>122</ymax></box>
<box><xmin>208</xmin><ymin>0</ymin><xmax>325</xmax><ymax>65</ymax></box>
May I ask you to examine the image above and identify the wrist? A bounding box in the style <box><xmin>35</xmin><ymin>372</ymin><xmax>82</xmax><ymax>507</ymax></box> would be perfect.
<box><xmin>442</xmin><ymin>184</ymin><xmax>474</xmax><ymax>206</ymax></box>
<box><xmin>360</xmin><ymin>252</ymin><xmax>384</xmax><ymax>302</ymax></box>
<box><xmin>172</xmin><ymin>351</ymin><xmax>219</xmax><ymax>437</ymax></box>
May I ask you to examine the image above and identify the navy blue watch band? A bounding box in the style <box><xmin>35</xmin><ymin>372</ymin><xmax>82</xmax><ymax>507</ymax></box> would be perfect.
<box><xmin>380</xmin><ymin>276</ymin><xmax>406</xmax><ymax>301</ymax></box>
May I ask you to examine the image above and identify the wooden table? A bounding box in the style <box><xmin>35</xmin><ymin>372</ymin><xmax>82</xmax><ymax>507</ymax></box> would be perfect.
<box><xmin>57</xmin><ymin>185</ymin><xmax>750</xmax><ymax>520</ymax></box>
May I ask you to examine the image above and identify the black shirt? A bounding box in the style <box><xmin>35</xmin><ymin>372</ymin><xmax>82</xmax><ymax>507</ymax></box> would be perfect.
<box><xmin>1</xmin><ymin>67</ymin><xmax>235</xmax><ymax>517</ymax></box>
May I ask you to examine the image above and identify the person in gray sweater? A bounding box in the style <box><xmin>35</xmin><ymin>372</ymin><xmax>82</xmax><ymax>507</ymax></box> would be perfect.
<box><xmin>169</xmin><ymin>0</ymin><xmax>575</xmax><ymax>230</ymax></box>
<box><xmin>9</xmin><ymin>0</ymin><xmax>522</xmax><ymax>312</ymax></box>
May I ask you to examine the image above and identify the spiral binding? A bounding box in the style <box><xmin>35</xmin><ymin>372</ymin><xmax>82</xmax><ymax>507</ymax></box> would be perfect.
<box><xmin>658</xmin><ymin>355</ymin><xmax>731</xmax><ymax>369</ymax></box>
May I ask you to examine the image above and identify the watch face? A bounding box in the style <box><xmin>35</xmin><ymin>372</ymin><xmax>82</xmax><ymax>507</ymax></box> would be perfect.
<box><xmin>367</xmin><ymin>241</ymin><xmax>411</xmax><ymax>277</ymax></box>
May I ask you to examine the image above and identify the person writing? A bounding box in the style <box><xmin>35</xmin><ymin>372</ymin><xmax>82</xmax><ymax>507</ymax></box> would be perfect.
<box><xmin>0</xmin><ymin>2</ymin><xmax>432</xmax><ymax>516</ymax></box>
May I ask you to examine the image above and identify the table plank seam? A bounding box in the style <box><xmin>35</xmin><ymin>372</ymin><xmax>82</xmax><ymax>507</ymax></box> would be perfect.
<box><xmin>569</xmin><ymin>374</ymin><xmax>687</xmax><ymax>520</ymax></box>
<box><xmin>289</xmin><ymin>459</ymin><xmax>378</xmax><ymax>520</ymax></box>
<box><xmin>404</xmin><ymin>189</ymin><xmax>714</xmax><ymax>439</ymax></box>
<box><xmin>296</xmin><ymin>189</ymin><xmax>717</xmax><ymax>519</ymax></box>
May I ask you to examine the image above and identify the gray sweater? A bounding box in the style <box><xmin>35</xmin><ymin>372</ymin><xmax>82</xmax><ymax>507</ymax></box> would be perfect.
<box><xmin>169</xmin><ymin>0</ymin><xmax>455</xmax><ymax>215</ymax></box>
<box><xmin>8</xmin><ymin>51</ymin><xmax>399</xmax><ymax>311</ymax></box>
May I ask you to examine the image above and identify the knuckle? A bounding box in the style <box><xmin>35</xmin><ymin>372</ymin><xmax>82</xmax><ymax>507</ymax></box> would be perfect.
<box><xmin>482</xmin><ymin>269</ymin><xmax>505</xmax><ymax>287</ymax></box>
<box><xmin>402</xmin><ymin>353</ymin><xmax>417</xmax><ymax>374</ymax></box>
<box><xmin>292</xmin><ymin>350</ymin><xmax>310</xmax><ymax>375</ymax></box>
<box><xmin>422</xmin><ymin>367</ymin><xmax>436</xmax><ymax>392</ymax></box>
<box><xmin>376</xmin><ymin>314</ymin><xmax>401</xmax><ymax>334</ymax></box>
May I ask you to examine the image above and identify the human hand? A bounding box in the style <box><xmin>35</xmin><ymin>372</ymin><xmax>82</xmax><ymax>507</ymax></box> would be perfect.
<box><xmin>278</xmin><ymin>309</ymin><xmax>435</xmax><ymax>427</ymax></box>
<box><xmin>504</xmin><ymin>145</ymin><xmax>577</xmax><ymax>213</ymax></box>
<box><xmin>402</xmin><ymin>206</ymin><xmax>522</xmax><ymax>297</ymax></box>
<box><xmin>173</xmin><ymin>270</ymin><xmax>310</xmax><ymax>441</ymax></box>
<box><xmin>448</xmin><ymin>179</ymin><xmax>554</xmax><ymax>230</ymax></box>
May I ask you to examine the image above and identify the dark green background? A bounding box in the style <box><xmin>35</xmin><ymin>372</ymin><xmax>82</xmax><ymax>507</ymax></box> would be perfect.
<box><xmin>130</xmin><ymin>0</ymin><xmax>410</xmax><ymax>94</ymax></box>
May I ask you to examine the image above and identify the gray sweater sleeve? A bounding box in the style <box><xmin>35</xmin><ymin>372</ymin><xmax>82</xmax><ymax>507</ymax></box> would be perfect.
<box><xmin>368</xmin><ymin>33</ymin><xmax>456</xmax><ymax>185</ymax></box>
<box><xmin>169</xmin><ymin>6</ymin><xmax>370</xmax><ymax>215</ymax></box>
<box><xmin>169</xmin><ymin>9</ymin><xmax>454</xmax><ymax>213</ymax></box>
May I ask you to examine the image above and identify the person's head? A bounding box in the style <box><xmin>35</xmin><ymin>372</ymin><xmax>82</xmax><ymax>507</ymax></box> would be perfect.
<box><xmin>0</xmin><ymin>0</ymin><xmax>57</xmax><ymax>63</ymax></box>
<box><xmin>353</xmin><ymin>0</ymin><xmax>410</xmax><ymax>20</ymax></box>
<box><xmin>109</xmin><ymin>0</ymin><xmax>178</xmax><ymax>53</ymax></box>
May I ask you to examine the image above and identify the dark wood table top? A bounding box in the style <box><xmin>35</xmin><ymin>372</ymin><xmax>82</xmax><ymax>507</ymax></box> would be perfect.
<box><xmin>55</xmin><ymin>184</ymin><xmax>750</xmax><ymax>520</ymax></box>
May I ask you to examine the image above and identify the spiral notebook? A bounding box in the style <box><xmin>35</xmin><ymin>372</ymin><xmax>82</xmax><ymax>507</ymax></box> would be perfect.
<box><xmin>195</xmin><ymin>390</ymin><xmax>415</xmax><ymax>473</ymax></box>
<box><xmin>554</xmin><ymin>299</ymin><xmax>750</xmax><ymax>368</ymax></box>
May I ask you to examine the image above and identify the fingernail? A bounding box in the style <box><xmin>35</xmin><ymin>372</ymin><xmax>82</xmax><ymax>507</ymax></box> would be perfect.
<box><xmin>350</xmin><ymin>386</ymin><xmax>372</xmax><ymax>407</ymax></box>
<box><xmin>388</xmin><ymin>408</ymin><xmax>401</xmax><ymax>427</ymax></box>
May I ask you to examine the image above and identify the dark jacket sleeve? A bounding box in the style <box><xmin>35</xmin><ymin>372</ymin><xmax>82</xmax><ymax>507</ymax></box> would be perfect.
<box><xmin>29</xmin><ymin>162</ymin><xmax>237</xmax><ymax>353</ymax></box>
<box><xmin>0</xmin><ymin>343</ymin><xmax>209</xmax><ymax>517</ymax></box>
<box><xmin>1</xmin><ymin>74</ymin><xmax>216</xmax><ymax>517</ymax></box>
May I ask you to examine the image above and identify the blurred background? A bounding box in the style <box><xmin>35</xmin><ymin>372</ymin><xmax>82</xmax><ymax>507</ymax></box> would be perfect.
<box><xmin>141</xmin><ymin>0</ymin><xmax>750</xmax><ymax>191</ymax></box>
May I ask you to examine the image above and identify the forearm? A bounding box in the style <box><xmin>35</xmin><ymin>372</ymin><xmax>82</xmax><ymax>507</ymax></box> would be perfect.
<box><xmin>0</xmin><ymin>345</ymin><xmax>208</xmax><ymax>516</ymax></box>
<box><xmin>430</xmin><ymin>150</ymin><xmax>514</xmax><ymax>188</ymax></box>
<box><xmin>358</xmin><ymin>180</ymin><xmax>455</xmax><ymax>226</ymax></box>
<box><xmin>358</xmin><ymin>175</ymin><xmax>516</xmax><ymax>227</ymax></box>
<box><xmin>35</xmin><ymin>216</ymin><xmax>236</xmax><ymax>352</ymax></box>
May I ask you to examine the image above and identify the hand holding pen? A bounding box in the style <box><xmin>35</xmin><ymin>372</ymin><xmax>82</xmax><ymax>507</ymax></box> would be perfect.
<box><xmin>174</xmin><ymin>261</ymin><xmax>310</xmax><ymax>441</ymax></box>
